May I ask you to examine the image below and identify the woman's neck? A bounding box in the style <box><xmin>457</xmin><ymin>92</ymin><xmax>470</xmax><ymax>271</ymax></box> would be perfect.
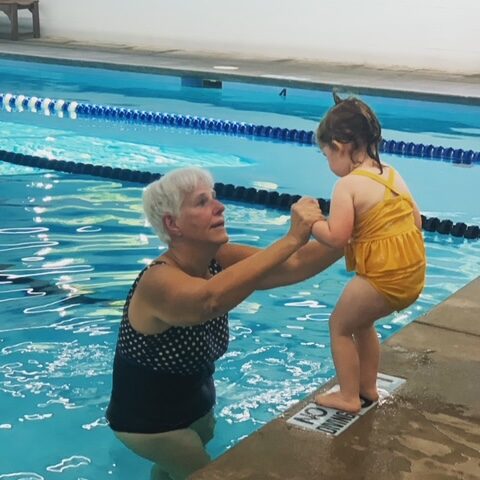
<box><xmin>164</xmin><ymin>242</ymin><xmax>219</xmax><ymax>278</ymax></box>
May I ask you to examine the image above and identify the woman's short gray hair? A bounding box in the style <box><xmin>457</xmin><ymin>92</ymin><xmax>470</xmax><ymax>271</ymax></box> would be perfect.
<box><xmin>142</xmin><ymin>167</ymin><xmax>214</xmax><ymax>243</ymax></box>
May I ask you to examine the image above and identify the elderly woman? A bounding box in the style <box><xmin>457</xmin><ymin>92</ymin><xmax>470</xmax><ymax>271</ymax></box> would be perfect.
<box><xmin>106</xmin><ymin>167</ymin><xmax>341</xmax><ymax>480</ymax></box>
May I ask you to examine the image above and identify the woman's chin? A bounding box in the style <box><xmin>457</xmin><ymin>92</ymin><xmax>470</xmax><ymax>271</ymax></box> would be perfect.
<box><xmin>198</xmin><ymin>229</ymin><xmax>228</xmax><ymax>246</ymax></box>
<box><xmin>218</xmin><ymin>233</ymin><xmax>229</xmax><ymax>244</ymax></box>
<box><xmin>213</xmin><ymin>230</ymin><xmax>229</xmax><ymax>245</ymax></box>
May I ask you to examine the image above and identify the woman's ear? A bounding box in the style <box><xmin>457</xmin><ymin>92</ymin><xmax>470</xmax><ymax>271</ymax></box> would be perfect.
<box><xmin>163</xmin><ymin>214</ymin><xmax>182</xmax><ymax>238</ymax></box>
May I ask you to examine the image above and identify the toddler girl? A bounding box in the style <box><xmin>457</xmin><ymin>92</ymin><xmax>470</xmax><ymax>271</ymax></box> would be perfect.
<box><xmin>312</xmin><ymin>93</ymin><xmax>426</xmax><ymax>413</ymax></box>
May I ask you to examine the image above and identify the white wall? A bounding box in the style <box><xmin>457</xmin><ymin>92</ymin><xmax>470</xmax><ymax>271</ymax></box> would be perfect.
<box><xmin>32</xmin><ymin>0</ymin><xmax>480</xmax><ymax>74</ymax></box>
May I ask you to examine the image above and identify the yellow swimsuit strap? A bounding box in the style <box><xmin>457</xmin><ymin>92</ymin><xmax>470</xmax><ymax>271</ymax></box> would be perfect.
<box><xmin>350</xmin><ymin>167</ymin><xmax>402</xmax><ymax>200</ymax></box>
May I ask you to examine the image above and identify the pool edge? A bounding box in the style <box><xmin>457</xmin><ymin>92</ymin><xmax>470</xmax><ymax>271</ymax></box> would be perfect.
<box><xmin>192</xmin><ymin>275</ymin><xmax>480</xmax><ymax>479</ymax></box>
<box><xmin>1</xmin><ymin>41</ymin><xmax>480</xmax><ymax>105</ymax></box>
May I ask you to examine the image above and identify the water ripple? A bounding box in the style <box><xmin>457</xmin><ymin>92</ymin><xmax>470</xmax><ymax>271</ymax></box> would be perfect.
<box><xmin>23</xmin><ymin>296</ymin><xmax>82</xmax><ymax>315</ymax></box>
<box><xmin>82</xmin><ymin>416</ymin><xmax>109</xmax><ymax>430</ymax></box>
<box><xmin>46</xmin><ymin>456</ymin><xmax>91</xmax><ymax>473</ymax></box>
<box><xmin>0</xmin><ymin>341</ymin><xmax>113</xmax><ymax>404</ymax></box>
<box><xmin>22</xmin><ymin>413</ymin><xmax>53</xmax><ymax>421</ymax></box>
<box><xmin>0</xmin><ymin>228</ymin><xmax>49</xmax><ymax>235</ymax></box>
<box><xmin>0</xmin><ymin>241</ymin><xmax>58</xmax><ymax>252</ymax></box>
<box><xmin>0</xmin><ymin>265</ymin><xmax>94</xmax><ymax>280</ymax></box>
<box><xmin>0</xmin><ymin>474</ymin><xmax>44</xmax><ymax>480</ymax></box>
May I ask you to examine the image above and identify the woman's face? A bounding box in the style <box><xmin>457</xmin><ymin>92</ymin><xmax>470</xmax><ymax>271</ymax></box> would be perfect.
<box><xmin>175</xmin><ymin>184</ymin><xmax>228</xmax><ymax>245</ymax></box>
<box><xmin>321</xmin><ymin>143</ymin><xmax>353</xmax><ymax>177</ymax></box>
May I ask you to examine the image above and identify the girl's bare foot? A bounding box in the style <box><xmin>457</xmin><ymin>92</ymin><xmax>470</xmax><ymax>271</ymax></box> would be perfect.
<box><xmin>359</xmin><ymin>388</ymin><xmax>379</xmax><ymax>404</ymax></box>
<box><xmin>314</xmin><ymin>392</ymin><xmax>361</xmax><ymax>413</ymax></box>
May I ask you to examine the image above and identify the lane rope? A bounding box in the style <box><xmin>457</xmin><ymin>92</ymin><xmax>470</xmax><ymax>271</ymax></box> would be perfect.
<box><xmin>0</xmin><ymin>149</ymin><xmax>478</xmax><ymax>239</ymax></box>
<box><xmin>1</xmin><ymin>92</ymin><xmax>479</xmax><ymax>164</ymax></box>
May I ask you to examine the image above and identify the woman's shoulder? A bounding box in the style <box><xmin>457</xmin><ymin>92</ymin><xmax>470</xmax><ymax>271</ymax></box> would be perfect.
<box><xmin>132</xmin><ymin>258</ymin><xmax>190</xmax><ymax>316</ymax></box>
<box><xmin>136</xmin><ymin>258</ymin><xmax>176</xmax><ymax>290</ymax></box>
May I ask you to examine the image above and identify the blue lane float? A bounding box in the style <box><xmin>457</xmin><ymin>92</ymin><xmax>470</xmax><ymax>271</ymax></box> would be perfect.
<box><xmin>0</xmin><ymin>149</ymin><xmax>478</xmax><ymax>240</ymax></box>
<box><xmin>1</xmin><ymin>92</ymin><xmax>479</xmax><ymax>164</ymax></box>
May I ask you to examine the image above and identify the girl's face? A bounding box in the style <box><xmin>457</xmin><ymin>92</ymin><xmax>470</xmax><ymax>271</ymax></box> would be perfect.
<box><xmin>321</xmin><ymin>142</ymin><xmax>353</xmax><ymax>177</ymax></box>
<box><xmin>174</xmin><ymin>184</ymin><xmax>228</xmax><ymax>245</ymax></box>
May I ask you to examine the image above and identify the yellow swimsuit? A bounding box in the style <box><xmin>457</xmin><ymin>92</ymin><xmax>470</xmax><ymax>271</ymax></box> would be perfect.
<box><xmin>345</xmin><ymin>167</ymin><xmax>426</xmax><ymax>311</ymax></box>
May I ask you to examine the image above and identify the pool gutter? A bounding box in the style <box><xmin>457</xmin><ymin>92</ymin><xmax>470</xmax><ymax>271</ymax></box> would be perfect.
<box><xmin>1</xmin><ymin>39</ymin><xmax>480</xmax><ymax>105</ymax></box>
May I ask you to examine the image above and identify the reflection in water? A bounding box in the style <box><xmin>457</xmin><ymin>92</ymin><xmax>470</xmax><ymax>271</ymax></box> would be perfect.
<box><xmin>0</xmin><ymin>473</ymin><xmax>45</xmax><ymax>480</ymax></box>
<box><xmin>0</xmin><ymin>120</ymin><xmax>253</xmax><ymax>173</ymax></box>
<box><xmin>46</xmin><ymin>456</ymin><xmax>91</xmax><ymax>473</ymax></box>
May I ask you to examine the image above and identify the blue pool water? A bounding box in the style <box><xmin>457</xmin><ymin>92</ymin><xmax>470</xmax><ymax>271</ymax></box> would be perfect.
<box><xmin>0</xmin><ymin>58</ymin><xmax>479</xmax><ymax>479</ymax></box>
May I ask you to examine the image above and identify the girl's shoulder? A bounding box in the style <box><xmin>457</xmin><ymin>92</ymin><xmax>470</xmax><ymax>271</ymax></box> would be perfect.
<box><xmin>346</xmin><ymin>164</ymin><xmax>398</xmax><ymax>183</ymax></box>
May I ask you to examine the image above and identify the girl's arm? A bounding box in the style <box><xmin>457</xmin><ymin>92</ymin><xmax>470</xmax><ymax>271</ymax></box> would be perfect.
<box><xmin>312</xmin><ymin>180</ymin><xmax>355</xmax><ymax>248</ymax></box>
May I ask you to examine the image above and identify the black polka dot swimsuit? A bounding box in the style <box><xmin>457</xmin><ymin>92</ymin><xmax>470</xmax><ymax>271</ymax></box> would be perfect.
<box><xmin>106</xmin><ymin>259</ymin><xmax>229</xmax><ymax>434</ymax></box>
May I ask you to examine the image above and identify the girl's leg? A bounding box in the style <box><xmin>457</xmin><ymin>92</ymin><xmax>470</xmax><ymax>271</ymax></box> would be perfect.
<box><xmin>315</xmin><ymin>276</ymin><xmax>392</xmax><ymax>413</ymax></box>
<box><xmin>114</xmin><ymin>410</ymin><xmax>214</xmax><ymax>480</ymax></box>
<box><xmin>354</xmin><ymin>324</ymin><xmax>380</xmax><ymax>402</ymax></box>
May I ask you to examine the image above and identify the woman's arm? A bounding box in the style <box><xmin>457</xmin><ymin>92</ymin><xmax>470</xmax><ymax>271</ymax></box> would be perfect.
<box><xmin>139</xmin><ymin>198</ymin><xmax>321</xmax><ymax>326</ymax></box>
<box><xmin>312</xmin><ymin>180</ymin><xmax>354</xmax><ymax>248</ymax></box>
<box><xmin>258</xmin><ymin>241</ymin><xmax>342</xmax><ymax>289</ymax></box>
<box><xmin>216</xmin><ymin>241</ymin><xmax>342</xmax><ymax>289</ymax></box>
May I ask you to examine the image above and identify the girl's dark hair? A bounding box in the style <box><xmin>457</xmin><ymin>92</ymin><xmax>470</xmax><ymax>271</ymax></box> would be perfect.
<box><xmin>316</xmin><ymin>92</ymin><xmax>383</xmax><ymax>173</ymax></box>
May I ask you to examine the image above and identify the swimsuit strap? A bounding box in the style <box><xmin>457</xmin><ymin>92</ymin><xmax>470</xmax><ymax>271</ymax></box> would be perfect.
<box><xmin>350</xmin><ymin>167</ymin><xmax>401</xmax><ymax>199</ymax></box>
<box><xmin>149</xmin><ymin>259</ymin><xmax>167</xmax><ymax>268</ymax></box>
<box><xmin>384</xmin><ymin>167</ymin><xmax>396</xmax><ymax>200</ymax></box>
<box><xmin>126</xmin><ymin>260</ymin><xmax>166</xmax><ymax>300</ymax></box>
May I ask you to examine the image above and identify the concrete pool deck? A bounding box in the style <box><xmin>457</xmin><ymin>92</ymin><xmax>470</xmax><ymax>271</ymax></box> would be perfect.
<box><xmin>1</xmin><ymin>37</ymin><xmax>479</xmax><ymax>480</ymax></box>
<box><xmin>192</xmin><ymin>277</ymin><xmax>480</xmax><ymax>480</ymax></box>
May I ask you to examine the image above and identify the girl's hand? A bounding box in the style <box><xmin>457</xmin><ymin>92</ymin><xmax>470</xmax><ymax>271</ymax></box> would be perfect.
<box><xmin>288</xmin><ymin>197</ymin><xmax>324</xmax><ymax>245</ymax></box>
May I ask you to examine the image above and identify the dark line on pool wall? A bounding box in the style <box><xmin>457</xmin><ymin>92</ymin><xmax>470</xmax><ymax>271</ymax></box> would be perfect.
<box><xmin>0</xmin><ymin>149</ymin><xmax>478</xmax><ymax>240</ymax></box>
<box><xmin>0</xmin><ymin>51</ymin><xmax>479</xmax><ymax>106</ymax></box>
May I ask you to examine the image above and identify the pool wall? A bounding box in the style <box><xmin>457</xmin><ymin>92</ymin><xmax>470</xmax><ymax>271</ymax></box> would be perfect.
<box><xmin>6</xmin><ymin>0</ymin><xmax>479</xmax><ymax>74</ymax></box>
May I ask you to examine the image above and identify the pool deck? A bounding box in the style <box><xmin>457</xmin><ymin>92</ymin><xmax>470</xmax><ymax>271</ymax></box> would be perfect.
<box><xmin>0</xmin><ymin>37</ymin><xmax>480</xmax><ymax>104</ymax></box>
<box><xmin>192</xmin><ymin>277</ymin><xmax>480</xmax><ymax>480</ymax></box>
<box><xmin>1</xmin><ymin>38</ymin><xmax>480</xmax><ymax>480</ymax></box>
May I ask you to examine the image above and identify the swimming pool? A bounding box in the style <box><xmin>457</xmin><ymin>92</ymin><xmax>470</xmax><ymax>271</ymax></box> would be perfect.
<box><xmin>0</xmin><ymin>58</ymin><xmax>479</xmax><ymax>479</ymax></box>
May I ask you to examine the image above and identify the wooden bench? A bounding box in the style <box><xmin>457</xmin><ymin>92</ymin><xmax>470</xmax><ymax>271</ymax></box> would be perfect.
<box><xmin>0</xmin><ymin>0</ymin><xmax>40</xmax><ymax>40</ymax></box>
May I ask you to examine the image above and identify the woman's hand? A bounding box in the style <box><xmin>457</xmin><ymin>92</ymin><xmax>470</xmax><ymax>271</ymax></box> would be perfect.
<box><xmin>140</xmin><ymin>196</ymin><xmax>326</xmax><ymax>326</ymax></box>
<box><xmin>288</xmin><ymin>197</ymin><xmax>325</xmax><ymax>246</ymax></box>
